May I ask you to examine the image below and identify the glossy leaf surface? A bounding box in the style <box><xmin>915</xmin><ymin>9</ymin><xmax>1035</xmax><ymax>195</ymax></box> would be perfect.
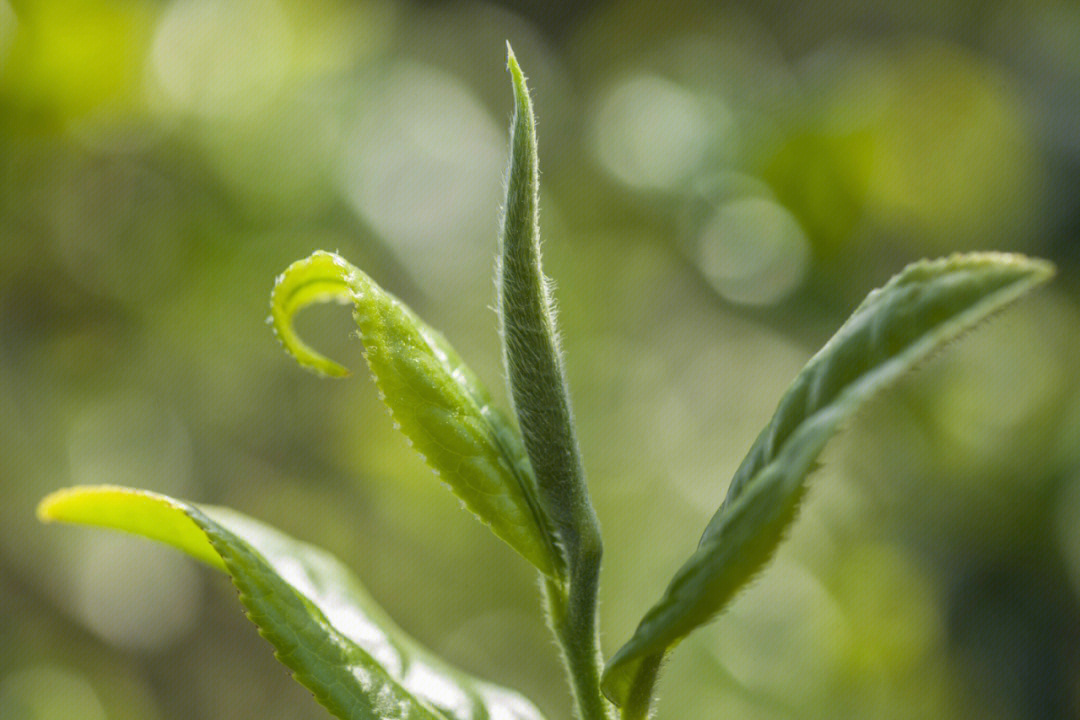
<box><xmin>271</xmin><ymin>251</ymin><xmax>563</xmax><ymax>580</ymax></box>
<box><xmin>601</xmin><ymin>253</ymin><xmax>1054</xmax><ymax>711</ymax></box>
<box><xmin>38</xmin><ymin>486</ymin><xmax>547</xmax><ymax>720</ymax></box>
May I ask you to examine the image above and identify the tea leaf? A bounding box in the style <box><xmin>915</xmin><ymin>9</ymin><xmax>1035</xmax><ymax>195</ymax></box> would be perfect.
<box><xmin>601</xmin><ymin>253</ymin><xmax>1054</xmax><ymax>712</ymax></box>
<box><xmin>38</xmin><ymin>485</ymin><xmax>548</xmax><ymax>720</ymax></box>
<box><xmin>499</xmin><ymin>46</ymin><xmax>601</xmax><ymax>574</ymax></box>
<box><xmin>271</xmin><ymin>250</ymin><xmax>563</xmax><ymax>580</ymax></box>
<box><xmin>500</xmin><ymin>46</ymin><xmax>610</xmax><ymax>720</ymax></box>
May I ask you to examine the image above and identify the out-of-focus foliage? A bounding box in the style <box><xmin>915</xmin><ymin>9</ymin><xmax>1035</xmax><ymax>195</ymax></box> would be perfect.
<box><xmin>2</xmin><ymin>1</ymin><xmax>1078</xmax><ymax>719</ymax></box>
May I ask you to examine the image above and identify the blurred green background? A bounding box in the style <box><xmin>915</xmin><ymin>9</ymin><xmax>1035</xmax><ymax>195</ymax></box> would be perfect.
<box><xmin>2</xmin><ymin>0</ymin><xmax>1080</xmax><ymax>718</ymax></box>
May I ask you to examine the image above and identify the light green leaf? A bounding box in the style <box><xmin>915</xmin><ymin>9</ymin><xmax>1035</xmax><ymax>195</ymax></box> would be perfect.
<box><xmin>270</xmin><ymin>250</ymin><xmax>563</xmax><ymax>580</ymax></box>
<box><xmin>38</xmin><ymin>485</ymin><xmax>548</xmax><ymax>720</ymax></box>
<box><xmin>601</xmin><ymin>253</ymin><xmax>1054</xmax><ymax>713</ymax></box>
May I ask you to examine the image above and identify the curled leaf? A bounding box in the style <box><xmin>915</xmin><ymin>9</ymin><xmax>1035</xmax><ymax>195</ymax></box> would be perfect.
<box><xmin>601</xmin><ymin>253</ymin><xmax>1054</xmax><ymax>711</ymax></box>
<box><xmin>39</xmin><ymin>485</ymin><xmax>548</xmax><ymax>720</ymax></box>
<box><xmin>271</xmin><ymin>250</ymin><xmax>563</xmax><ymax>580</ymax></box>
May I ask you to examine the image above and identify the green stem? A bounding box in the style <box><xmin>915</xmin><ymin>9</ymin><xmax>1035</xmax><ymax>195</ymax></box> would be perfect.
<box><xmin>543</xmin><ymin>532</ymin><xmax>611</xmax><ymax>720</ymax></box>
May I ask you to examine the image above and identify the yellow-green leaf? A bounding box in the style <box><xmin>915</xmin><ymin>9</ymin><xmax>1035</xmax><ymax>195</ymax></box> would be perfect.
<box><xmin>271</xmin><ymin>250</ymin><xmax>563</xmax><ymax>580</ymax></box>
<box><xmin>39</xmin><ymin>485</ymin><xmax>547</xmax><ymax>720</ymax></box>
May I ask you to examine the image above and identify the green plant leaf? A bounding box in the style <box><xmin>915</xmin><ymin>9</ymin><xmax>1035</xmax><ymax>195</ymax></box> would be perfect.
<box><xmin>500</xmin><ymin>46</ymin><xmax>610</xmax><ymax>720</ymax></box>
<box><xmin>271</xmin><ymin>250</ymin><xmax>564</xmax><ymax>580</ymax></box>
<box><xmin>38</xmin><ymin>485</ymin><xmax>548</xmax><ymax>720</ymax></box>
<box><xmin>601</xmin><ymin>252</ymin><xmax>1054</xmax><ymax>713</ymax></box>
<box><xmin>499</xmin><ymin>45</ymin><xmax>600</xmax><ymax>576</ymax></box>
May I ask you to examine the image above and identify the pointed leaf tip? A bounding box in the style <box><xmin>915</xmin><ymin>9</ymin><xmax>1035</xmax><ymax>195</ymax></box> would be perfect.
<box><xmin>506</xmin><ymin>42</ymin><xmax>520</xmax><ymax>74</ymax></box>
<box><xmin>505</xmin><ymin>45</ymin><xmax>531</xmax><ymax>111</ymax></box>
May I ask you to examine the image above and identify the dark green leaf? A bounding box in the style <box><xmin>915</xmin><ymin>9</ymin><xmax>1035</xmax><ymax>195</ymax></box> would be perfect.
<box><xmin>500</xmin><ymin>47</ymin><xmax>611</xmax><ymax>720</ymax></box>
<box><xmin>601</xmin><ymin>253</ymin><xmax>1054</xmax><ymax>713</ymax></box>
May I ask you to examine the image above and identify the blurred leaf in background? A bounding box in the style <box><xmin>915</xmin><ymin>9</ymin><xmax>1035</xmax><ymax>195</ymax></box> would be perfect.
<box><xmin>2</xmin><ymin>0</ymin><xmax>1079</xmax><ymax>719</ymax></box>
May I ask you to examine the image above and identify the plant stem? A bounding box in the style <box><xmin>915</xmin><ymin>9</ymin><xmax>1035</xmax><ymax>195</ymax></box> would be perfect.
<box><xmin>543</xmin><ymin>532</ymin><xmax>612</xmax><ymax>720</ymax></box>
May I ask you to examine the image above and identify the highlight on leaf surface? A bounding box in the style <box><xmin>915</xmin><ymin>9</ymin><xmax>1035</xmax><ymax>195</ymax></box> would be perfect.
<box><xmin>270</xmin><ymin>250</ymin><xmax>564</xmax><ymax>581</ymax></box>
<box><xmin>601</xmin><ymin>252</ymin><xmax>1054</xmax><ymax>711</ymax></box>
<box><xmin>38</xmin><ymin>486</ymin><xmax>548</xmax><ymax>720</ymax></box>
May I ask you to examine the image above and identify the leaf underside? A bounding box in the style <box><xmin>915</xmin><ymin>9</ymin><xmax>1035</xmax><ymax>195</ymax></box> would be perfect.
<box><xmin>38</xmin><ymin>485</ymin><xmax>547</xmax><ymax>720</ymax></box>
<box><xmin>270</xmin><ymin>250</ymin><xmax>564</xmax><ymax>581</ymax></box>
<box><xmin>601</xmin><ymin>252</ymin><xmax>1054</xmax><ymax>709</ymax></box>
